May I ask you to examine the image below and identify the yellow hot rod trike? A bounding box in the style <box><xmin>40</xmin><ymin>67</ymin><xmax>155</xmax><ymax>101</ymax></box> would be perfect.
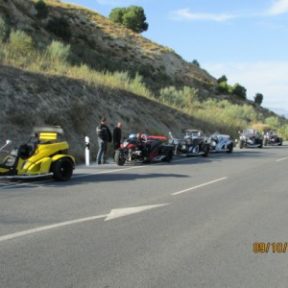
<box><xmin>0</xmin><ymin>127</ymin><xmax>75</xmax><ymax>181</ymax></box>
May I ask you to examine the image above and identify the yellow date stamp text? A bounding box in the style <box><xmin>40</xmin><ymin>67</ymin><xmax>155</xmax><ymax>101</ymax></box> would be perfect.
<box><xmin>253</xmin><ymin>242</ymin><xmax>288</xmax><ymax>254</ymax></box>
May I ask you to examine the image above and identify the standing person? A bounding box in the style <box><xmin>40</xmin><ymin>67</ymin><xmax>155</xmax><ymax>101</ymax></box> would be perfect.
<box><xmin>96</xmin><ymin>117</ymin><xmax>112</xmax><ymax>164</ymax></box>
<box><xmin>113</xmin><ymin>122</ymin><xmax>122</xmax><ymax>152</ymax></box>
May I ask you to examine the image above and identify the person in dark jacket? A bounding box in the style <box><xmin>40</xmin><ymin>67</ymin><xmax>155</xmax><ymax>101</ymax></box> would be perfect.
<box><xmin>96</xmin><ymin>117</ymin><xmax>112</xmax><ymax>164</ymax></box>
<box><xmin>113</xmin><ymin>122</ymin><xmax>122</xmax><ymax>151</ymax></box>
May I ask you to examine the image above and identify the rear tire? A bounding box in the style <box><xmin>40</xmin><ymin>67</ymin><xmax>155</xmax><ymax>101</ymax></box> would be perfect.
<box><xmin>115</xmin><ymin>149</ymin><xmax>126</xmax><ymax>166</ymax></box>
<box><xmin>52</xmin><ymin>158</ymin><xmax>73</xmax><ymax>181</ymax></box>
<box><xmin>202</xmin><ymin>144</ymin><xmax>209</xmax><ymax>157</ymax></box>
<box><xmin>226</xmin><ymin>143</ymin><xmax>233</xmax><ymax>153</ymax></box>
<box><xmin>165</xmin><ymin>150</ymin><xmax>173</xmax><ymax>162</ymax></box>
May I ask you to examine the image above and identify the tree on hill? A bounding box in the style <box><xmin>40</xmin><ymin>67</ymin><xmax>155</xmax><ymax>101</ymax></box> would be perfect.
<box><xmin>109</xmin><ymin>8</ymin><xmax>124</xmax><ymax>24</ymax></box>
<box><xmin>35</xmin><ymin>0</ymin><xmax>49</xmax><ymax>19</ymax></box>
<box><xmin>232</xmin><ymin>83</ymin><xmax>247</xmax><ymax>99</ymax></box>
<box><xmin>191</xmin><ymin>59</ymin><xmax>200</xmax><ymax>67</ymax></box>
<box><xmin>217</xmin><ymin>75</ymin><xmax>228</xmax><ymax>83</ymax></box>
<box><xmin>109</xmin><ymin>6</ymin><xmax>148</xmax><ymax>33</ymax></box>
<box><xmin>254</xmin><ymin>93</ymin><xmax>263</xmax><ymax>105</ymax></box>
<box><xmin>216</xmin><ymin>75</ymin><xmax>230</xmax><ymax>94</ymax></box>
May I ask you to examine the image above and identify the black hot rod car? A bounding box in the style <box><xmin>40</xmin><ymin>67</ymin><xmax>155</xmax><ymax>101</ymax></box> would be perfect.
<box><xmin>114</xmin><ymin>133</ymin><xmax>174</xmax><ymax>166</ymax></box>
<box><xmin>263</xmin><ymin>131</ymin><xmax>283</xmax><ymax>146</ymax></box>
<box><xmin>169</xmin><ymin>129</ymin><xmax>210</xmax><ymax>157</ymax></box>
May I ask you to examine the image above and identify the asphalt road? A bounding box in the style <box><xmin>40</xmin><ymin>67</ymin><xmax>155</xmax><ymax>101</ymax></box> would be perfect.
<box><xmin>1</xmin><ymin>145</ymin><xmax>288</xmax><ymax>288</ymax></box>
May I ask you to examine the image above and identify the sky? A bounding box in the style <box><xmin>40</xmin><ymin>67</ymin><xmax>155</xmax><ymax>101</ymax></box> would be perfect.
<box><xmin>63</xmin><ymin>0</ymin><xmax>288</xmax><ymax>116</ymax></box>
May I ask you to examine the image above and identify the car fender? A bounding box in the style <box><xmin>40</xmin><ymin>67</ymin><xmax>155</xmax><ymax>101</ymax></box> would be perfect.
<box><xmin>51</xmin><ymin>155</ymin><xmax>75</xmax><ymax>167</ymax></box>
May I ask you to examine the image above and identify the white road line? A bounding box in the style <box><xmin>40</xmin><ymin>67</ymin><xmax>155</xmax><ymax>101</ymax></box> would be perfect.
<box><xmin>0</xmin><ymin>203</ymin><xmax>169</xmax><ymax>243</ymax></box>
<box><xmin>276</xmin><ymin>157</ymin><xmax>288</xmax><ymax>162</ymax></box>
<box><xmin>0</xmin><ymin>214</ymin><xmax>107</xmax><ymax>243</ymax></box>
<box><xmin>172</xmin><ymin>177</ymin><xmax>228</xmax><ymax>196</ymax></box>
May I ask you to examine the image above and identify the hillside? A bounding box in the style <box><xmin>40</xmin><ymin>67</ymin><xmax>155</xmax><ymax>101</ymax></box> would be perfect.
<box><xmin>0</xmin><ymin>0</ymin><xmax>216</xmax><ymax>94</ymax></box>
<box><xmin>0</xmin><ymin>0</ymin><xmax>287</xmax><ymax>161</ymax></box>
<box><xmin>0</xmin><ymin>65</ymin><xmax>217</xmax><ymax>161</ymax></box>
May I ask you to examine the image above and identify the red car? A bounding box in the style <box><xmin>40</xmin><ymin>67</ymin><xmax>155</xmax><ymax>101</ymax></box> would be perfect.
<box><xmin>114</xmin><ymin>133</ymin><xmax>174</xmax><ymax>166</ymax></box>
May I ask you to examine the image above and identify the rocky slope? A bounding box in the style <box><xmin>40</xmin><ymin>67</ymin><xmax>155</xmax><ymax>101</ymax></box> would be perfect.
<box><xmin>0</xmin><ymin>65</ymin><xmax>215</xmax><ymax>161</ymax></box>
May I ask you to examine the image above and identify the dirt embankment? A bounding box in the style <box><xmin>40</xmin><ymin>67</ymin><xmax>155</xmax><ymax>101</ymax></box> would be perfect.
<box><xmin>0</xmin><ymin>65</ymin><xmax>215</xmax><ymax>162</ymax></box>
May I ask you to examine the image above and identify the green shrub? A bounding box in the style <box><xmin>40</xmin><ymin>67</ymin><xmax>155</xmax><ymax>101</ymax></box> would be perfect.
<box><xmin>0</xmin><ymin>17</ymin><xmax>10</xmax><ymax>42</ymax></box>
<box><xmin>232</xmin><ymin>83</ymin><xmax>247</xmax><ymax>99</ymax></box>
<box><xmin>46</xmin><ymin>18</ymin><xmax>71</xmax><ymax>41</ymax></box>
<box><xmin>217</xmin><ymin>81</ymin><xmax>230</xmax><ymax>94</ymax></box>
<box><xmin>191</xmin><ymin>59</ymin><xmax>200</xmax><ymax>68</ymax></box>
<box><xmin>217</xmin><ymin>75</ymin><xmax>228</xmax><ymax>83</ymax></box>
<box><xmin>265</xmin><ymin>116</ymin><xmax>280</xmax><ymax>129</ymax></box>
<box><xmin>254</xmin><ymin>93</ymin><xmax>263</xmax><ymax>105</ymax></box>
<box><xmin>35</xmin><ymin>0</ymin><xmax>49</xmax><ymax>19</ymax></box>
<box><xmin>159</xmin><ymin>86</ymin><xmax>198</xmax><ymax>108</ymax></box>
<box><xmin>109</xmin><ymin>8</ymin><xmax>124</xmax><ymax>24</ymax></box>
<box><xmin>278</xmin><ymin>124</ymin><xmax>288</xmax><ymax>140</ymax></box>
<box><xmin>46</xmin><ymin>41</ymin><xmax>70</xmax><ymax>62</ymax></box>
<box><xmin>109</xmin><ymin>6</ymin><xmax>148</xmax><ymax>33</ymax></box>
<box><xmin>0</xmin><ymin>45</ymin><xmax>5</xmax><ymax>62</ymax></box>
<box><xmin>8</xmin><ymin>30</ymin><xmax>34</xmax><ymax>56</ymax></box>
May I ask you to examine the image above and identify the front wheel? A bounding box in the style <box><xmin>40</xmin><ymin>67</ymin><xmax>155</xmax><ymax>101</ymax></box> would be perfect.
<box><xmin>115</xmin><ymin>149</ymin><xmax>126</xmax><ymax>166</ymax></box>
<box><xmin>165</xmin><ymin>150</ymin><xmax>173</xmax><ymax>162</ymax></box>
<box><xmin>52</xmin><ymin>158</ymin><xmax>74</xmax><ymax>181</ymax></box>
<box><xmin>202</xmin><ymin>144</ymin><xmax>209</xmax><ymax>157</ymax></box>
<box><xmin>226</xmin><ymin>143</ymin><xmax>233</xmax><ymax>153</ymax></box>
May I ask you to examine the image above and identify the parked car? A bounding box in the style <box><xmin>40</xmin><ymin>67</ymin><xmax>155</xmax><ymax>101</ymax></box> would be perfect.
<box><xmin>169</xmin><ymin>129</ymin><xmax>210</xmax><ymax>157</ymax></box>
<box><xmin>239</xmin><ymin>128</ymin><xmax>263</xmax><ymax>149</ymax></box>
<box><xmin>209</xmin><ymin>133</ymin><xmax>234</xmax><ymax>153</ymax></box>
<box><xmin>263</xmin><ymin>131</ymin><xmax>283</xmax><ymax>146</ymax></box>
<box><xmin>0</xmin><ymin>127</ymin><xmax>75</xmax><ymax>181</ymax></box>
<box><xmin>114</xmin><ymin>133</ymin><xmax>174</xmax><ymax>166</ymax></box>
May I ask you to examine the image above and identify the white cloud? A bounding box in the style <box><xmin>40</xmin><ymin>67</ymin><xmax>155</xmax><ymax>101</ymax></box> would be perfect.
<box><xmin>204</xmin><ymin>61</ymin><xmax>288</xmax><ymax>116</ymax></box>
<box><xmin>171</xmin><ymin>8</ymin><xmax>236</xmax><ymax>22</ymax></box>
<box><xmin>268</xmin><ymin>0</ymin><xmax>288</xmax><ymax>15</ymax></box>
<box><xmin>171</xmin><ymin>1</ymin><xmax>288</xmax><ymax>23</ymax></box>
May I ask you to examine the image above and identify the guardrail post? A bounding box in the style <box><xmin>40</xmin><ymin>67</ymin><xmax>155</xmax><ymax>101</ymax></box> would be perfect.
<box><xmin>85</xmin><ymin>136</ymin><xmax>90</xmax><ymax>167</ymax></box>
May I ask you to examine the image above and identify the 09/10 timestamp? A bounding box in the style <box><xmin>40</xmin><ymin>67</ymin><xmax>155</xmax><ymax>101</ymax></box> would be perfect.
<box><xmin>253</xmin><ymin>242</ymin><xmax>288</xmax><ymax>253</ymax></box>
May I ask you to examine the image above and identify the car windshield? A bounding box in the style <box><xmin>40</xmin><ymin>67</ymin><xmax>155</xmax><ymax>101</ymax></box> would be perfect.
<box><xmin>243</xmin><ymin>129</ymin><xmax>261</xmax><ymax>137</ymax></box>
<box><xmin>267</xmin><ymin>131</ymin><xmax>277</xmax><ymax>136</ymax></box>
<box><xmin>185</xmin><ymin>130</ymin><xmax>201</xmax><ymax>138</ymax></box>
<box><xmin>219</xmin><ymin>135</ymin><xmax>230</xmax><ymax>140</ymax></box>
